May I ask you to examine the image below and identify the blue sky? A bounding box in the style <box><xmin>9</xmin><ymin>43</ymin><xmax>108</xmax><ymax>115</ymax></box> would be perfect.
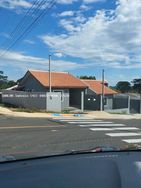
<box><xmin>0</xmin><ymin>0</ymin><xmax>141</xmax><ymax>85</ymax></box>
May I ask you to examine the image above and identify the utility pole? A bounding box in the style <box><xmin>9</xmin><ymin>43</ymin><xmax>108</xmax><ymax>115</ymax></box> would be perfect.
<box><xmin>101</xmin><ymin>69</ymin><xmax>105</xmax><ymax>111</ymax></box>
<box><xmin>49</xmin><ymin>54</ymin><xmax>52</xmax><ymax>93</ymax></box>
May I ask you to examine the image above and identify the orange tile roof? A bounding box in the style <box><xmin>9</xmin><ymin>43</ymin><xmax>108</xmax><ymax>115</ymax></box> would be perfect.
<box><xmin>81</xmin><ymin>79</ymin><xmax>117</xmax><ymax>95</ymax></box>
<box><xmin>29</xmin><ymin>70</ymin><xmax>87</xmax><ymax>89</ymax></box>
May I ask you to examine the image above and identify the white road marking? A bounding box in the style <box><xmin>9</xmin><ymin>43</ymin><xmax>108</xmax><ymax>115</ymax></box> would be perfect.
<box><xmin>51</xmin><ymin>129</ymin><xmax>58</xmax><ymax>132</ymax></box>
<box><xmin>106</xmin><ymin>132</ymin><xmax>141</xmax><ymax>137</ymax></box>
<box><xmin>79</xmin><ymin>124</ymin><xmax>125</xmax><ymax>127</ymax></box>
<box><xmin>90</xmin><ymin>128</ymin><xmax>113</xmax><ymax>131</ymax></box>
<box><xmin>68</xmin><ymin>121</ymin><xmax>113</xmax><ymax>124</ymax></box>
<box><xmin>90</xmin><ymin>127</ymin><xmax>138</xmax><ymax>131</ymax></box>
<box><xmin>114</xmin><ymin>127</ymin><xmax>139</xmax><ymax>130</ymax></box>
<box><xmin>122</xmin><ymin>139</ymin><xmax>141</xmax><ymax>143</ymax></box>
<box><xmin>53</xmin><ymin>118</ymin><xmax>95</xmax><ymax>120</ymax></box>
<box><xmin>60</xmin><ymin>119</ymin><xmax>102</xmax><ymax>122</ymax></box>
<box><xmin>0</xmin><ymin>125</ymin><xmax>65</xmax><ymax>130</ymax></box>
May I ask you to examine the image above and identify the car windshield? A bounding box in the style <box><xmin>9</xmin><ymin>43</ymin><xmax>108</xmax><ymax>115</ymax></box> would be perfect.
<box><xmin>0</xmin><ymin>0</ymin><xmax>141</xmax><ymax>161</ymax></box>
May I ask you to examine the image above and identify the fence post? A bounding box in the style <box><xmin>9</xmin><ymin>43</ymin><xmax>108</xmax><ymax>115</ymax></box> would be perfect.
<box><xmin>46</xmin><ymin>92</ymin><xmax>48</xmax><ymax>111</ymax></box>
<box><xmin>140</xmin><ymin>94</ymin><xmax>141</xmax><ymax>114</ymax></box>
<box><xmin>128</xmin><ymin>96</ymin><xmax>130</xmax><ymax>114</ymax></box>
<box><xmin>81</xmin><ymin>91</ymin><xmax>84</xmax><ymax>112</ymax></box>
<box><xmin>100</xmin><ymin>95</ymin><xmax>103</xmax><ymax>111</ymax></box>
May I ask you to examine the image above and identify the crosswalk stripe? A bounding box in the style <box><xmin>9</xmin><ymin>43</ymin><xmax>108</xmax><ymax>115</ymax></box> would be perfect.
<box><xmin>68</xmin><ymin>121</ymin><xmax>113</xmax><ymax>124</ymax></box>
<box><xmin>90</xmin><ymin>127</ymin><xmax>138</xmax><ymax>131</ymax></box>
<box><xmin>52</xmin><ymin>118</ymin><xmax>95</xmax><ymax>120</ymax></box>
<box><xmin>114</xmin><ymin>127</ymin><xmax>139</xmax><ymax>130</ymax></box>
<box><xmin>79</xmin><ymin>124</ymin><xmax>125</xmax><ymax>127</ymax></box>
<box><xmin>90</xmin><ymin>128</ymin><xmax>113</xmax><ymax>131</ymax></box>
<box><xmin>106</xmin><ymin>132</ymin><xmax>141</xmax><ymax>137</ymax></box>
<box><xmin>122</xmin><ymin>139</ymin><xmax>141</xmax><ymax>143</ymax></box>
<box><xmin>59</xmin><ymin>120</ymin><xmax>102</xmax><ymax>122</ymax></box>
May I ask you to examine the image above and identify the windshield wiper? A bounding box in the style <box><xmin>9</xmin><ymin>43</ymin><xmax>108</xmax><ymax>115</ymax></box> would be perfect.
<box><xmin>65</xmin><ymin>146</ymin><xmax>121</xmax><ymax>155</ymax></box>
<box><xmin>64</xmin><ymin>145</ymin><xmax>141</xmax><ymax>155</ymax></box>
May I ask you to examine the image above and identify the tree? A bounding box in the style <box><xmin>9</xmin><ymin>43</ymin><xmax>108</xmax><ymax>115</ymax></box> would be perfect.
<box><xmin>132</xmin><ymin>78</ymin><xmax>141</xmax><ymax>93</ymax></box>
<box><xmin>116</xmin><ymin>81</ymin><xmax>131</xmax><ymax>93</ymax></box>
<box><xmin>79</xmin><ymin>75</ymin><xmax>96</xmax><ymax>80</ymax></box>
<box><xmin>0</xmin><ymin>71</ymin><xmax>16</xmax><ymax>91</ymax></box>
<box><xmin>0</xmin><ymin>71</ymin><xmax>7</xmax><ymax>83</ymax></box>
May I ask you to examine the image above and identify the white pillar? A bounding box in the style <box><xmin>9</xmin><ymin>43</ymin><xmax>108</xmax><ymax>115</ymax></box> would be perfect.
<box><xmin>128</xmin><ymin>96</ymin><xmax>130</xmax><ymax>114</ymax></box>
<box><xmin>81</xmin><ymin>91</ymin><xmax>84</xmax><ymax>112</ymax></box>
<box><xmin>140</xmin><ymin>94</ymin><xmax>141</xmax><ymax>114</ymax></box>
<box><xmin>46</xmin><ymin>92</ymin><xmax>48</xmax><ymax>111</ymax></box>
<box><xmin>100</xmin><ymin>95</ymin><xmax>103</xmax><ymax>111</ymax></box>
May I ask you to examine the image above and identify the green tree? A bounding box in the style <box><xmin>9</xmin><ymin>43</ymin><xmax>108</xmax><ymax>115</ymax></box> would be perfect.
<box><xmin>132</xmin><ymin>79</ymin><xmax>141</xmax><ymax>93</ymax></box>
<box><xmin>0</xmin><ymin>71</ymin><xmax>16</xmax><ymax>91</ymax></box>
<box><xmin>79</xmin><ymin>75</ymin><xmax>96</xmax><ymax>80</ymax></box>
<box><xmin>116</xmin><ymin>81</ymin><xmax>131</xmax><ymax>93</ymax></box>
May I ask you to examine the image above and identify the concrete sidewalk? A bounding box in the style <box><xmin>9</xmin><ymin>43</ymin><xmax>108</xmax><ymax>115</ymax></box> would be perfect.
<box><xmin>0</xmin><ymin>106</ymin><xmax>141</xmax><ymax>119</ymax></box>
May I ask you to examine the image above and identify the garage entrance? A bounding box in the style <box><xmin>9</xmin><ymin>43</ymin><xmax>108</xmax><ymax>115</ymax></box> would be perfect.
<box><xmin>69</xmin><ymin>89</ymin><xmax>84</xmax><ymax>109</ymax></box>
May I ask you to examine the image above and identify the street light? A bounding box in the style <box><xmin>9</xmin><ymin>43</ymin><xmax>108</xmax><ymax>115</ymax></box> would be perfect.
<box><xmin>48</xmin><ymin>51</ymin><xmax>63</xmax><ymax>93</ymax></box>
<box><xmin>49</xmin><ymin>54</ymin><xmax>51</xmax><ymax>93</ymax></box>
<box><xmin>101</xmin><ymin>69</ymin><xmax>105</xmax><ymax>111</ymax></box>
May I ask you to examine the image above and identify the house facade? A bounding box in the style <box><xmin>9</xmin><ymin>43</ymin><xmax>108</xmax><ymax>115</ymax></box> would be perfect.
<box><xmin>18</xmin><ymin>70</ymin><xmax>88</xmax><ymax>109</ymax></box>
<box><xmin>2</xmin><ymin>70</ymin><xmax>117</xmax><ymax>111</ymax></box>
<box><xmin>81</xmin><ymin>79</ymin><xmax>117</xmax><ymax>111</ymax></box>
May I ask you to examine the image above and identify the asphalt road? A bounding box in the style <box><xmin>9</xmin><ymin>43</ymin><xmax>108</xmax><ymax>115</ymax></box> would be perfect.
<box><xmin>0</xmin><ymin>115</ymin><xmax>141</xmax><ymax>160</ymax></box>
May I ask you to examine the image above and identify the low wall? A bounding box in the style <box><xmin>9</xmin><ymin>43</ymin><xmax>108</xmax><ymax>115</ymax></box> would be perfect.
<box><xmin>2</xmin><ymin>90</ymin><xmax>69</xmax><ymax>111</ymax></box>
<box><xmin>113</xmin><ymin>96</ymin><xmax>128</xmax><ymax>109</ymax></box>
<box><xmin>2</xmin><ymin>90</ymin><xmax>46</xmax><ymax>110</ymax></box>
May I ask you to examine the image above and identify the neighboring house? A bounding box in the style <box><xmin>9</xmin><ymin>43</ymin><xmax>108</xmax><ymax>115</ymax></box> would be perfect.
<box><xmin>2</xmin><ymin>70</ymin><xmax>118</xmax><ymax>111</ymax></box>
<box><xmin>81</xmin><ymin>79</ymin><xmax>117</xmax><ymax>110</ymax></box>
<box><xmin>17</xmin><ymin>70</ymin><xmax>88</xmax><ymax>109</ymax></box>
<box><xmin>5</xmin><ymin>85</ymin><xmax>18</xmax><ymax>90</ymax></box>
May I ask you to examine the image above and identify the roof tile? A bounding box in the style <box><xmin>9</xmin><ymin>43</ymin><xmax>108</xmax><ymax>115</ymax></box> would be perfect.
<box><xmin>81</xmin><ymin>79</ymin><xmax>117</xmax><ymax>95</ymax></box>
<box><xmin>29</xmin><ymin>70</ymin><xmax>87</xmax><ymax>89</ymax></box>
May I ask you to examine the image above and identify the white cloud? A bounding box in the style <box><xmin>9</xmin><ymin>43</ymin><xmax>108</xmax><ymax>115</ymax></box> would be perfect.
<box><xmin>23</xmin><ymin>39</ymin><xmax>35</xmax><ymax>45</ymax></box>
<box><xmin>57</xmin><ymin>0</ymin><xmax>77</xmax><ymax>4</ymax></box>
<box><xmin>83</xmin><ymin>0</ymin><xmax>106</xmax><ymax>4</ymax></box>
<box><xmin>40</xmin><ymin>0</ymin><xmax>141</xmax><ymax>70</ymax></box>
<box><xmin>0</xmin><ymin>0</ymin><xmax>31</xmax><ymax>9</ymax></box>
<box><xmin>80</xmin><ymin>4</ymin><xmax>92</xmax><ymax>11</ymax></box>
<box><xmin>0</xmin><ymin>0</ymin><xmax>73</xmax><ymax>11</ymax></box>
<box><xmin>58</xmin><ymin>11</ymin><xmax>75</xmax><ymax>17</ymax></box>
<box><xmin>0</xmin><ymin>33</ymin><xmax>10</xmax><ymax>39</ymax></box>
<box><xmin>59</xmin><ymin>19</ymin><xmax>82</xmax><ymax>33</ymax></box>
<box><xmin>0</xmin><ymin>50</ymin><xmax>85</xmax><ymax>73</ymax></box>
<box><xmin>0</xmin><ymin>0</ymin><xmax>106</xmax><ymax>11</ymax></box>
<box><xmin>54</xmin><ymin>52</ymin><xmax>64</xmax><ymax>58</ymax></box>
<box><xmin>58</xmin><ymin>12</ymin><xmax>87</xmax><ymax>33</ymax></box>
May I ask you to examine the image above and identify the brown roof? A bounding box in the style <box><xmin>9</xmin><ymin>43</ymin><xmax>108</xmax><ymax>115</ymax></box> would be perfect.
<box><xmin>29</xmin><ymin>70</ymin><xmax>87</xmax><ymax>89</ymax></box>
<box><xmin>81</xmin><ymin>79</ymin><xmax>117</xmax><ymax>95</ymax></box>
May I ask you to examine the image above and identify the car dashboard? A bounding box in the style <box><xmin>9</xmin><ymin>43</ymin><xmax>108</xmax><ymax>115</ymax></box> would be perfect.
<box><xmin>0</xmin><ymin>151</ymin><xmax>141</xmax><ymax>188</ymax></box>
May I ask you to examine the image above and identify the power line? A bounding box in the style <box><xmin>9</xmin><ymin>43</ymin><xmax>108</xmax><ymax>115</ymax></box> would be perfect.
<box><xmin>10</xmin><ymin>0</ymin><xmax>41</xmax><ymax>38</ymax></box>
<box><xmin>0</xmin><ymin>0</ymin><xmax>46</xmax><ymax>50</ymax></box>
<box><xmin>0</xmin><ymin>0</ymin><xmax>56</xmax><ymax>57</ymax></box>
<box><xmin>4</xmin><ymin>0</ymin><xmax>56</xmax><ymax>51</ymax></box>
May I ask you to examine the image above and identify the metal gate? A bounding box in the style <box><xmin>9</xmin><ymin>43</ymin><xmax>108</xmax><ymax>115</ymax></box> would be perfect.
<box><xmin>84</xmin><ymin>95</ymin><xmax>100</xmax><ymax>110</ymax></box>
<box><xmin>130</xmin><ymin>99</ymin><xmax>140</xmax><ymax>113</ymax></box>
